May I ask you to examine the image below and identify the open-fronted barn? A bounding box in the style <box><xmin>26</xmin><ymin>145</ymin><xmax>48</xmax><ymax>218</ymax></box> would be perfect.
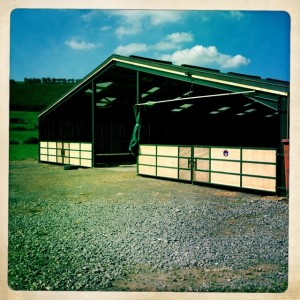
<box><xmin>38</xmin><ymin>54</ymin><xmax>289</xmax><ymax>195</ymax></box>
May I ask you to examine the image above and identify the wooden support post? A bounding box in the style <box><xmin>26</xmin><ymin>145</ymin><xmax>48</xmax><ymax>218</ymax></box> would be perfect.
<box><xmin>136</xmin><ymin>71</ymin><xmax>140</xmax><ymax>105</ymax></box>
<box><xmin>276</xmin><ymin>95</ymin><xmax>288</xmax><ymax>195</ymax></box>
<box><xmin>91</xmin><ymin>80</ymin><xmax>96</xmax><ymax>167</ymax></box>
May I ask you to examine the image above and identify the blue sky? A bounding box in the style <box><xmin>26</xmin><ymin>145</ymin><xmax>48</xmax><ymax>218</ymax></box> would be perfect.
<box><xmin>10</xmin><ymin>9</ymin><xmax>290</xmax><ymax>81</ymax></box>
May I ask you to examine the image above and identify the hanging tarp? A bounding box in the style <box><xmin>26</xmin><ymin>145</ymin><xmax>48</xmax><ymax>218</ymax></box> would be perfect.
<box><xmin>128</xmin><ymin>106</ymin><xmax>141</xmax><ymax>154</ymax></box>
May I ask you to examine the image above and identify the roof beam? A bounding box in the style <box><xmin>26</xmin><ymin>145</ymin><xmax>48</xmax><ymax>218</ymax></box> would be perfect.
<box><xmin>191</xmin><ymin>74</ymin><xmax>288</xmax><ymax>97</ymax></box>
<box><xmin>247</xmin><ymin>96</ymin><xmax>278</xmax><ymax>111</ymax></box>
<box><xmin>136</xmin><ymin>90</ymin><xmax>256</xmax><ymax>106</ymax></box>
<box><xmin>113</xmin><ymin>56</ymin><xmax>288</xmax><ymax>96</ymax></box>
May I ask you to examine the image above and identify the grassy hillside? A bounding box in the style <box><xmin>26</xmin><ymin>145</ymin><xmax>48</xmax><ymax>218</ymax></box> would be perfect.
<box><xmin>9</xmin><ymin>111</ymin><xmax>39</xmax><ymax>161</ymax></box>
<box><xmin>10</xmin><ymin>81</ymin><xmax>77</xmax><ymax>112</ymax></box>
<box><xmin>9</xmin><ymin>82</ymin><xmax>78</xmax><ymax>161</ymax></box>
<box><xmin>10</xmin><ymin>111</ymin><xmax>38</xmax><ymax>140</ymax></box>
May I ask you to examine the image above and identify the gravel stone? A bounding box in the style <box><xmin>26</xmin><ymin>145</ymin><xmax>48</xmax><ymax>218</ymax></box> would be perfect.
<box><xmin>8</xmin><ymin>160</ymin><xmax>288</xmax><ymax>292</ymax></box>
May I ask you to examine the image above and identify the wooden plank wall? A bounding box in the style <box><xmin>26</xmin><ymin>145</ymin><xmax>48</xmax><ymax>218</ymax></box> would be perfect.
<box><xmin>40</xmin><ymin>141</ymin><xmax>92</xmax><ymax>167</ymax></box>
<box><xmin>138</xmin><ymin>144</ymin><xmax>277</xmax><ymax>193</ymax></box>
<box><xmin>241</xmin><ymin>149</ymin><xmax>276</xmax><ymax>192</ymax></box>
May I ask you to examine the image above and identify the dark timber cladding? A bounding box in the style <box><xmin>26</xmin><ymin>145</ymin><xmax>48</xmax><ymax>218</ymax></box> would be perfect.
<box><xmin>38</xmin><ymin>54</ymin><xmax>289</xmax><ymax>195</ymax></box>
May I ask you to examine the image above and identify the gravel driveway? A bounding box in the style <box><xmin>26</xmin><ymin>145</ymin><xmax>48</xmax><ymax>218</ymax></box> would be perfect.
<box><xmin>8</xmin><ymin>160</ymin><xmax>288</xmax><ymax>292</ymax></box>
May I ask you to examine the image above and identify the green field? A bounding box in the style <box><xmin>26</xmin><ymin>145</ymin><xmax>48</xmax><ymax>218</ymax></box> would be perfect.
<box><xmin>9</xmin><ymin>144</ymin><xmax>38</xmax><ymax>161</ymax></box>
<box><xmin>9</xmin><ymin>111</ymin><xmax>39</xmax><ymax>161</ymax></box>
<box><xmin>9</xmin><ymin>81</ymin><xmax>76</xmax><ymax>161</ymax></box>
<box><xmin>10</xmin><ymin>111</ymin><xmax>39</xmax><ymax>141</ymax></box>
<box><xmin>9</xmin><ymin>81</ymin><xmax>77</xmax><ymax>161</ymax></box>
<box><xmin>10</xmin><ymin>81</ymin><xmax>76</xmax><ymax>111</ymax></box>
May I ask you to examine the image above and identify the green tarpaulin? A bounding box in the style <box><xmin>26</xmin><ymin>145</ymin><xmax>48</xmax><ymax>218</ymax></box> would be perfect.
<box><xmin>128</xmin><ymin>106</ymin><xmax>141</xmax><ymax>153</ymax></box>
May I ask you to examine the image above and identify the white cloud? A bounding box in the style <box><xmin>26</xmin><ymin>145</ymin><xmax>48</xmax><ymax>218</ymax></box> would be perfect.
<box><xmin>81</xmin><ymin>10</ymin><xmax>99</xmax><ymax>22</ymax></box>
<box><xmin>220</xmin><ymin>54</ymin><xmax>250</xmax><ymax>68</ymax></box>
<box><xmin>65</xmin><ymin>38</ymin><xmax>101</xmax><ymax>50</ymax></box>
<box><xmin>160</xmin><ymin>45</ymin><xmax>250</xmax><ymax>69</ymax></box>
<box><xmin>110</xmin><ymin>10</ymin><xmax>142</xmax><ymax>20</ymax></box>
<box><xmin>115</xmin><ymin>23</ymin><xmax>142</xmax><ymax>37</ymax></box>
<box><xmin>112</xmin><ymin>33</ymin><xmax>250</xmax><ymax>71</ymax></box>
<box><xmin>109</xmin><ymin>10</ymin><xmax>184</xmax><ymax>37</ymax></box>
<box><xmin>100</xmin><ymin>26</ymin><xmax>112</xmax><ymax>31</ymax></box>
<box><xmin>167</xmin><ymin>32</ymin><xmax>194</xmax><ymax>43</ymax></box>
<box><xmin>145</xmin><ymin>11</ymin><xmax>184</xmax><ymax>26</ymax></box>
<box><xmin>109</xmin><ymin>11</ymin><xmax>145</xmax><ymax>38</ymax></box>
<box><xmin>114</xmin><ymin>32</ymin><xmax>193</xmax><ymax>56</ymax></box>
<box><xmin>154</xmin><ymin>32</ymin><xmax>194</xmax><ymax>51</ymax></box>
<box><xmin>228</xmin><ymin>11</ymin><xmax>244</xmax><ymax>20</ymax></box>
<box><xmin>114</xmin><ymin>43</ymin><xmax>149</xmax><ymax>56</ymax></box>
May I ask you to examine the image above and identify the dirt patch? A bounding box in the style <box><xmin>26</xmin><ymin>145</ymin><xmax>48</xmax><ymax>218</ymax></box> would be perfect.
<box><xmin>114</xmin><ymin>263</ymin><xmax>284</xmax><ymax>292</ymax></box>
<box><xmin>212</xmin><ymin>189</ymin><xmax>242</xmax><ymax>198</ymax></box>
<box><xmin>260</xmin><ymin>195</ymin><xmax>288</xmax><ymax>202</ymax></box>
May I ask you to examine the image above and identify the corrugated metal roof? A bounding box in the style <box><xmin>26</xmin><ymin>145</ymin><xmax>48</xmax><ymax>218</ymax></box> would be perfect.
<box><xmin>39</xmin><ymin>54</ymin><xmax>289</xmax><ymax>118</ymax></box>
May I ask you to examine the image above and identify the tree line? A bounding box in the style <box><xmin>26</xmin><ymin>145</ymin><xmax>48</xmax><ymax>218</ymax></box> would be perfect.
<box><xmin>12</xmin><ymin>77</ymin><xmax>82</xmax><ymax>84</ymax></box>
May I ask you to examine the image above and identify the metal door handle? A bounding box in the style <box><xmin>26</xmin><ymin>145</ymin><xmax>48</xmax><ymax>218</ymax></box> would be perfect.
<box><xmin>188</xmin><ymin>158</ymin><xmax>196</xmax><ymax>169</ymax></box>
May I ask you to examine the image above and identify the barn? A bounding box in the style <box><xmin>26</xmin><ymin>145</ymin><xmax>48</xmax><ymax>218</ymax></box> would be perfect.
<box><xmin>38</xmin><ymin>54</ymin><xmax>289</xmax><ymax>195</ymax></box>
